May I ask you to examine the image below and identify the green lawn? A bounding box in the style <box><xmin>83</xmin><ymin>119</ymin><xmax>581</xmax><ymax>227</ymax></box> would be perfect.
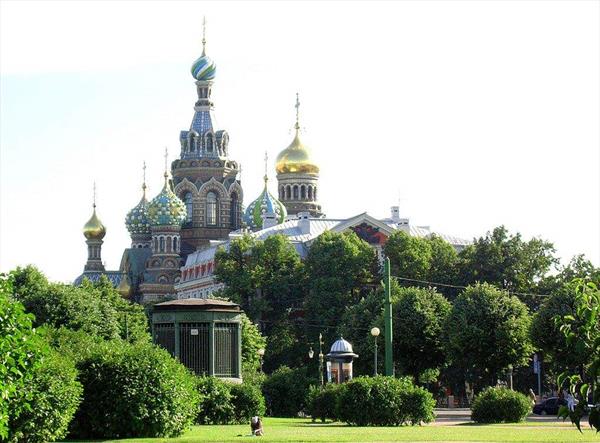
<box><xmin>104</xmin><ymin>418</ymin><xmax>598</xmax><ymax>442</ymax></box>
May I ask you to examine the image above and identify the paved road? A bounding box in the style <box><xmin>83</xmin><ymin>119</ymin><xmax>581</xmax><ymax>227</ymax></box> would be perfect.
<box><xmin>434</xmin><ymin>408</ymin><xmax>567</xmax><ymax>424</ymax></box>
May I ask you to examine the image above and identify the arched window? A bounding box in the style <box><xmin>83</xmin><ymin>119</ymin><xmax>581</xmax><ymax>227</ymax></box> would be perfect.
<box><xmin>230</xmin><ymin>193</ymin><xmax>239</xmax><ymax>229</ymax></box>
<box><xmin>206</xmin><ymin>134</ymin><xmax>214</xmax><ymax>153</ymax></box>
<box><xmin>159</xmin><ymin>237</ymin><xmax>165</xmax><ymax>252</ymax></box>
<box><xmin>314</xmin><ymin>187</ymin><xmax>318</xmax><ymax>200</ymax></box>
<box><xmin>173</xmin><ymin>237</ymin><xmax>178</xmax><ymax>252</ymax></box>
<box><xmin>285</xmin><ymin>185</ymin><xmax>291</xmax><ymax>200</ymax></box>
<box><xmin>167</xmin><ymin>236</ymin><xmax>172</xmax><ymax>253</ymax></box>
<box><xmin>279</xmin><ymin>186</ymin><xmax>284</xmax><ymax>200</ymax></box>
<box><xmin>301</xmin><ymin>185</ymin><xmax>306</xmax><ymax>200</ymax></box>
<box><xmin>206</xmin><ymin>191</ymin><xmax>217</xmax><ymax>226</ymax></box>
<box><xmin>183</xmin><ymin>192</ymin><xmax>193</xmax><ymax>223</ymax></box>
<box><xmin>293</xmin><ymin>185</ymin><xmax>299</xmax><ymax>200</ymax></box>
<box><xmin>153</xmin><ymin>237</ymin><xmax>158</xmax><ymax>252</ymax></box>
<box><xmin>308</xmin><ymin>186</ymin><xmax>313</xmax><ymax>200</ymax></box>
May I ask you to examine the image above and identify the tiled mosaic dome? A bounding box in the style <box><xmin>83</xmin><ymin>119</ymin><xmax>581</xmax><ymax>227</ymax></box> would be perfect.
<box><xmin>244</xmin><ymin>178</ymin><xmax>287</xmax><ymax>230</ymax></box>
<box><xmin>125</xmin><ymin>194</ymin><xmax>151</xmax><ymax>235</ymax></box>
<box><xmin>147</xmin><ymin>180</ymin><xmax>187</xmax><ymax>227</ymax></box>
<box><xmin>191</xmin><ymin>53</ymin><xmax>216</xmax><ymax>81</ymax></box>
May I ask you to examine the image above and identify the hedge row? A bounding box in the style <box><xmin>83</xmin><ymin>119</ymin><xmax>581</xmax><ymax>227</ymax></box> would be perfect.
<box><xmin>307</xmin><ymin>376</ymin><xmax>436</xmax><ymax>426</ymax></box>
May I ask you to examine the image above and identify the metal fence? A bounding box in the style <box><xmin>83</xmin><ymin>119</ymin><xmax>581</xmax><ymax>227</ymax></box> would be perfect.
<box><xmin>214</xmin><ymin>323</ymin><xmax>238</xmax><ymax>377</ymax></box>
<box><xmin>154</xmin><ymin>323</ymin><xmax>175</xmax><ymax>357</ymax></box>
<box><xmin>179</xmin><ymin>322</ymin><xmax>210</xmax><ymax>375</ymax></box>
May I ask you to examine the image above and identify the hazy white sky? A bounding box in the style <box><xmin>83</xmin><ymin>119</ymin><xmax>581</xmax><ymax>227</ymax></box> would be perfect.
<box><xmin>1</xmin><ymin>0</ymin><xmax>599</xmax><ymax>282</ymax></box>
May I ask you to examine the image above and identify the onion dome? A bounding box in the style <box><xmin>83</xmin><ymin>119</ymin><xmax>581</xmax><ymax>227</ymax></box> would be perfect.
<box><xmin>83</xmin><ymin>206</ymin><xmax>106</xmax><ymax>240</ymax></box>
<box><xmin>147</xmin><ymin>176</ymin><xmax>187</xmax><ymax>227</ymax></box>
<box><xmin>125</xmin><ymin>189</ymin><xmax>151</xmax><ymax>235</ymax></box>
<box><xmin>275</xmin><ymin>128</ymin><xmax>319</xmax><ymax>174</ymax></box>
<box><xmin>244</xmin><ymin>176</ymin><xmax>287</xmax><ymax>230</ymax></box>
<box><xmin>327</xmin><ymin>337</ymin><xmax>358</xmax><ymax>358</ymax></box>
<box><xmin>117</xmin><ymin>274</ymin><xmax>132</xmax><ymax>297</ymax></box>
<box><xmin>191</xmin><ymin>53</ymin><xmax>216</xmax><ymax>81</ymax></box>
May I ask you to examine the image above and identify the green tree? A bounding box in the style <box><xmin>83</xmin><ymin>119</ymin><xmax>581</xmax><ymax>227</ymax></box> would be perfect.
<box><xmin>555</xmin><ymin>280</ymin><xmax>600</xmax><ymax>432</ymax></box>
<box><xmin>445</xmin><ymin>283</ymin><xmax>533</xmax><ymax>391</ymax></box>
<box><xmin>384</xmin><ymin>231</ymin><xmax>432</xmax><ymax>281</ymax></box>
<box><xmin>240</xmin><ymin>314</ymin><xmax>266</xmax><ymax>374</ymax></box>
<box><xmin>214</xmin><ymin>235</ymin><xmax>304</xmax><ymax>332</ymax></box>
<box><xmin>392</xmin><ymin>286</ymin><xmax>451</xmax><ymax>381</ymax></box>
<box><xmin>0</xmin><ymin>274</ymin><xmax>43</xmax><ymax>439</ymax></box>
<box><xmin>10</xmin><ymin>267</ymin><xmax>149</xmax><ymax>343</ymax></box>
<box><xmin>427</xmin><ymin>234</ymin><xmax>459</xmax><ymax>298</ymax></box>
<box><xmin>304</xmin><ymin>231</ymin><xmax>379</xmax><ymax>346</ymax></box>
<box><xmin>457</xmin><ymin>226</ymin><xmax>557</xmax><ymax>306</ymax></box>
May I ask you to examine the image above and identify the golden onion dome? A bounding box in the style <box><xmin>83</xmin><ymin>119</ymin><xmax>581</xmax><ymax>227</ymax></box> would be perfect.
<box><xmin>83</xmin><ymin>206</ymin><xmax>106</xmax><ymax>240</ymax></box>
<box><xmin>117</xmin><ymin>274</ymin><xmax>132</xmax><ymax>297</ymax></box>
<box><xmin>275</xmin><ymin>129</ymin><xmax>319</xmax><ymax>175</ymax></box>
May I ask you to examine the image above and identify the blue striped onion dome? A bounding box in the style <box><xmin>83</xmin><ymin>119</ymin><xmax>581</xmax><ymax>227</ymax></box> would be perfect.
<box><xmin>125</xmin><ymin>193</ymin><xmax>151</xmax><ymax>235</ymax></box>
<box><xmin>243</xmin><ymin>178</ymin><xmax>287</xmax><ymax>230</ymax></box>
<box><xmin>329</xmin><ymin>337</ymin><xmax>354</xmax><ymax>354</ymax></box>
<box><xmin>147</xmin><ymin>179</ymin><xmax>187</xmax><ymax>227</ymax></box>
<box><xmin>191</xmin><ymin>53</ymin><xmax>216</xmax><ymax>81</ymax></box>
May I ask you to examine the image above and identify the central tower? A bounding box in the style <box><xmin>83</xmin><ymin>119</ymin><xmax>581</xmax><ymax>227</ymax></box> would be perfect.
<box><xmin>275</xmin><ymin>94</ymin><xmax>323</xmax><ymax>217</ymax></box>
<box><xmin>171</xmin><ymin>20</ymin><xmax>243</xmax><ymax>254</ymax></box>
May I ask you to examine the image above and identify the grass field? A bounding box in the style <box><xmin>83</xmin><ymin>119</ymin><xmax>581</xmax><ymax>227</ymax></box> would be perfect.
<box><xmin>106</xmin><ymin>417</ymin><xmax>599</xmax><ymax>442</ymax></box>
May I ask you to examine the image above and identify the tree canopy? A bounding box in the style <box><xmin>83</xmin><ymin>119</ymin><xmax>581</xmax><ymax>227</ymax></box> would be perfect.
<box><xmin>445</xmin><ymin>283</ymin><xmax>533</xmax><ymax>390</ymax></box>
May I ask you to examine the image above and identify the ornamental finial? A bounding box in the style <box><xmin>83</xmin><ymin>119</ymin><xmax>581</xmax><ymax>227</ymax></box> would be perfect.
<box><xmin>202</xmin><ymin>16</ymin><xmax>207</xmax><ymax>56</ymax></box>
<box><xmin>93</xmin><ymin>181</ymin><xmax>97</xmax><ymax>209</ymax></box>
<box><xmin>142</xmin><ymin>161</ymin><xmax>147</xmax><ymax>197</ymax></box>
<box><xmin>163</xmin><ymin>147</ymin><xmax>169</xmax><ymax>183</ymax></box>
<box><xmin>294</xmin><ymin>92</ymin><xmax>300</xmax><ymax>131</ymax></box>
<box><xmin>263</xmin><ymin>151</ymin><xmax>269</xmax><ymax>185</ymax></box>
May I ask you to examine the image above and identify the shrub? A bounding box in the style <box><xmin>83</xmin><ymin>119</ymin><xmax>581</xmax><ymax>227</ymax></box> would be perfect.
<box><xmin>8</xmin><ymin>349</ymin><xmax>82</xmax><ymax>443</ymax></box>
<box><xmin>70</xmin><ymin>340</ymin><xmax>199</xmax><ymax>438</ymax></box>
<box><xmin>230</xmin><ymin>383</ymin><xmax>266</xmax><ymax>423</ymax></box>
<box><xmin>195</xmin><ymin>376</ymin><xmax>235</xmax><ymax>425</ymax></box>
<box><xmin>337</xmin><ymin>376</ymin><xmax>435</xmax><ymax>426</ymax></box>
<box><xmin>307</xmin><ymin>384</ymin><xmax>341</xmax><ymax>422</ymax></box>
<box><xmin>262</xmin><ymin>366</ymin><xmax>314</xmax><ymax>417</ymax></box>
<box><xmin>0</xmin><ymin>274</ymin><xmax>43</xmax><ymax>439</ymax></box>
<box><xmin>471</xmin><ymin>387</ymin><xmax>531</xmax><ymax>423</ymax></box>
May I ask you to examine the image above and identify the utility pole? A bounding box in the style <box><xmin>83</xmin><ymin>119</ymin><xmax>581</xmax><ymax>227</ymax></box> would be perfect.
<box><xmin>384</xmin><ymin>257</ymin><xmax>394</xmax><ymax>376</ymax></box>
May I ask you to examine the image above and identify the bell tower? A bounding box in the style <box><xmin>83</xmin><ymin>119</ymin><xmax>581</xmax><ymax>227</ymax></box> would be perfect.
<box><xmin>170</xmin><ymin>18</ymin><xmax>243</xmax><ymax>254</ymax></box>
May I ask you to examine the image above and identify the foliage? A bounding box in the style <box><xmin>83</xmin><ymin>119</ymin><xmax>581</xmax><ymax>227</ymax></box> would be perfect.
<box><xmin>0</xmin><ymin>274</ymin><xmax>44</xmax><ymax>439</ymax></box>
<box><xmin>336</xmin><ymin>376</ymin><xmax>435</xmax><ymax>426</ymax></box>
<box><xmin>339</xmin><ymin>287</ymin><xmax>386</xmax><ymax>376</ymax></box>
<box><xmin>457</xmin><ymin>226</ymin><xmax>557</xmax><ymax>307</ymax></box>
<box><xmin>304</xmin><ymin>231</ymin><xmax>379</xmax><ymax>346</ymax></box>
<box><xmin>7</xmin><ymin>349</ymin><xmax>82</xmax><ymax>443</ymax></box>
<box><xmin>391</xmin><ymin>286</ymin><xmax>451</xmax><ymax>380</ymax></box>
<box><xmin>262</xmin><ymin>366</ymin><xmax>314</xmax><ymax>417</ymax></box>
<box><xmin>70</xmin><ymin>340</ymin><xmax>199</xmax><ymax>439</ymax></box>
<box><xmin>384</xmin><ymin>231</ymin><xmax>432</xmax><ymax>281</ymax></box>
<box><xmin>240</xmin><ymin>314</ymin><xmax>266</xmax><ymax>373</ymax></box>
<box><xmin>214</xmin><ymin>235</ymin><xmax>305</xmax><ymax>333</ymax></box>
<box><xmin>263</xmin><ymin>320</ymin><xmax>307</xmax><ymax>374</ymax></box>
<box><xmin>195</xmin><ymin>376</ymin><xmax>235</xmax><ymax>425</ymax></box>
<box><xmin>307</xmin><ymin>384</ymin><xmax>341</xmax><ymax>422</ymax></box>
<box><xmin>230</xmin><ymin>383</ymin><xmax>266</xmax><ymax>424</ymax></box>
<box><xmin>471</xmin><ymin>387</ymin><xmax>531</xmax><ymax>423</ymax></box>
<box><xmin>427</xmin><ymin>234</ymin><xmax>459</xmax><ymax>292</ymax></box>
<box><xmin>10</xmin><ymin>266</ymin><xmax>149</xmax><ymax>343</ymax></box>
<box><xmin>195</xmin><ymin>377</ymin><xmax>265</xmax><ymax>425</ymax></box>
<box><xmin>445</xmin><ymin>283</ymin><xmax>533</xmax><ymax>390</ymax></box>
<box><xmin>555</xmin><ymin>281</ymin><xmax>600</xmax><ymax>433</ymax></box>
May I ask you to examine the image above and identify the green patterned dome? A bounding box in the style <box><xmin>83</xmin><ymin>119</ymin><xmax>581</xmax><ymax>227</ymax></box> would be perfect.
<box><xmin>147</xmin><ymin>178</ymin><xmax>187</xmax><ymax>227</ymax></box>
<box><xmin>244</xmin><ymin>177</ymin><xmax>287</xmax><ymax>230</ymax></box>
<box><xmin>125</xmin><ymin>191</ymin><xmax>151</xmax><ymax>235</ymax></box>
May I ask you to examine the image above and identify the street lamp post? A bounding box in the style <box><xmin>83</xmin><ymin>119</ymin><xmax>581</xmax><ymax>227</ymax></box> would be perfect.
<box><xmin>257</xmin><ymin>348</ymin><xmax>265</xmax><ymax>373</ymax></box>
<box><xmin>371</xmin><ymin>327</ymin><xmax>380</xmax><ymax>376</ymax></box>
<box><xmin>318</xmin><ymin>333</ymin><xmax>324</xmax><ymax>387</ymax></box>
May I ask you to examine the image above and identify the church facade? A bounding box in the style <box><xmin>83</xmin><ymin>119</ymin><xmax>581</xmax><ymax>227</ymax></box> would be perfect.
<box><xmin>75</xmin><ymin>31</ymin><xmax>470</xmax><ymax>304</ymax></box>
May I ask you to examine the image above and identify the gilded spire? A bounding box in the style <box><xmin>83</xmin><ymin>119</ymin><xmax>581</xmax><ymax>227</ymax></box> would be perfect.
<box><xmin>202</xmin><ymin>16</ymin><xmax>207</xmax><ymax>56</ymax></box>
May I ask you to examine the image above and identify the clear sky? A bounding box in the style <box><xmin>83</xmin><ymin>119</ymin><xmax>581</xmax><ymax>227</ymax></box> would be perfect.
<box><xmin>1</xmin><ymin>0</ymin><xmax>599</xmax><ymax>282</ymax></box>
